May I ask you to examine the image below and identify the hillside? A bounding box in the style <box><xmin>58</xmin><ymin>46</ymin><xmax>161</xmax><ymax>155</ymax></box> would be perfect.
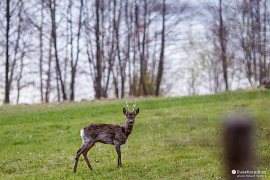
<box><xmin>0</xmin><ymin>90</ymin><xmax>269</xmax><ymax>179</ymax></box>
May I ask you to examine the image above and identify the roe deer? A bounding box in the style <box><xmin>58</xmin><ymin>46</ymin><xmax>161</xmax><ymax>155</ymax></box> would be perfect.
<box><xmin>73</xmin><ymin>102</ymin><xmax>139</xmax><ymax>172</ymax></box>
<box><xmin>260</xmin><ymin>77</ymin><xmax>270</xmax><ymax>89</ymax></box>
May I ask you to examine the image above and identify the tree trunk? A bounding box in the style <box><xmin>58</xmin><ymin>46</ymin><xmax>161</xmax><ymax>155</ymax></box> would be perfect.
<box><xmin>45</xmin><ymin>34</ymin><xmax>53</xmax><ymax>103</ymax></box>
<box><xmin>70</xmin><ymin>0</ymin><xmax>83</xmax><ymax>101</ymax></box>
<box><xmin>16</xmin><ymin>48</ymin><xmax>25</xmax><ymax>104</ymax></box>
<box><xmin>95</xmin><ymin>0</ymin><xmax>102</xmax><ymax>99</ymax></box>
<box><xmin>219</xmin><ymin>0</ymin><xmax>229</xmax><ymax>91</ymax></box>
<box><xmin>262</xmin><ymin>0</ymin><xmax>267</xmax><ymax>79</ymax></box>
<box><xmin>155</xmin><ymin>0</ymin><xmax>166</xmax><ymax>96</ymax></box>
<box><xmin>140</xmin><ymin>0</ymin><xmax>148</xmax><ymax>95</ymax></box>
<box><xmin>49</xmin><ymin>0</ymin><xmax>67</xmax><ymax>100</ymax></box>
<box><xmin>4</xmin><ymin>0</ymin><xmax>10</xmax><ymax>104</ymax></box>
<box><xmin>56</xmin><ymin>69</ymin><xmax>61</xmax><ymax>102</ymax></box>
<box><xmin>39</xmin><ymin>0</ymin><xmax>44</xmax><ymax>102</ymax></box>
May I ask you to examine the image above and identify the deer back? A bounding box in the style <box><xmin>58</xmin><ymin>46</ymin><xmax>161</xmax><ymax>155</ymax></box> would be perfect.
<box><xmin>81</xmin><ymin>124</ymin><xmax>127</xmax><ymax>145</ymax></box>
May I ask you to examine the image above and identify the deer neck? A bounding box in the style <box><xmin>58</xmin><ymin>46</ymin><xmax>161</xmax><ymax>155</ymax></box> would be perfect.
<box><xmin>124</xmin><ymin>120</ymin><xmax>134</xmax><ymax>137</ymax></box>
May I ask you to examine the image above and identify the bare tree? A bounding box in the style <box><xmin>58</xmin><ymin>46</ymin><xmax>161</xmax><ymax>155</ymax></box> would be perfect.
<box><xmin>39</xmin><ymin>0</ymin><xmax>44</xmax><ymax>102</ymax></box>
<box><xmin>69</xmin><ymin>0</ymin><xmax>84</xmax><ymax>101</ymax></box>
<box><xmin>48</xmin><ymin>0</ymin><xmax>67</xmax><ymax>100</ymax></box>
<box><xmin>45</xmin><ymin>34</ymin><xmax>53</xmax><ymax>103</ymax></box>
<box><xmin>16</xmin><ymin>41</ymin><xmax>26</xmax><ymax>104</ymax></box>
<box><xmin>4</xmin><ymin>0</ymin><xmax>10</xmax><ymax>104</ymax></box>
<box><xmin>205</xmin><ymin>0</ymin><xmax>232</xmax><ymax>91</ymax></box>
<box><xmin>218</xmin><ymin>0</ymin><xmax>229</xmax><ymax>91</ymax></box>
<box><xmin>4</xmin><ymin>0</ymin><xmax>25</xmax><ymax>103</ymax></box>
<box><xmin>136</xmin><ymin>1</ymin><xmax>148</xmax><ymax>95</ymax></box>
<box><xmin>94</xmin><ymin>0</ymin><xmax>102</xmax><ymax>99</ymax></box>
<box><xmin>155</xmin><ymin>0</ymin><xmax>166</xmax><ymax>96</ymax></box>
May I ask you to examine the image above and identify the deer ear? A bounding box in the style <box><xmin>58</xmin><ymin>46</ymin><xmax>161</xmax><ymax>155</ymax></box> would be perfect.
<box><xmin>135</xmin><ymin>108</ymin><xmax>139</xmax><ymax>115</ymax></box>
<box><xmin>123</xmin><ymin>108</ymin><xmax>127</xmax><ymax>115</ymax></box>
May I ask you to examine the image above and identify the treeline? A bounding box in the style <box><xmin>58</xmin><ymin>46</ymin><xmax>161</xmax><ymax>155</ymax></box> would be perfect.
<box><xmin>1</xmin><ymin>0</ymin><xmax>269</xmax><ymax>104</ymax></box>
<box><xmin>185</xmin><ymin>0</ymin><xmax>270</xmax><ymax>94</ymax></box>
<box><xmin>0</xmin><ymin>0</ymin><xmax>190</xmax><ymax>104</ymax></box>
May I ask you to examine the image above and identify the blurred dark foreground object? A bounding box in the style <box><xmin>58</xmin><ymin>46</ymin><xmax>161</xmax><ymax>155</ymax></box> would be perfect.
<box><xmin>222</xmin><ymin>113</ymin><xmax>255</xmax><ymax>180</ymax></box>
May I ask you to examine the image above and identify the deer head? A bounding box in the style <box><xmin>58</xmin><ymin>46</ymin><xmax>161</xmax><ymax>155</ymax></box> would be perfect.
<box><xmin>123</xmin><ymin>102</ymin><xmax>139</xmax><ymax>124</ymax></box>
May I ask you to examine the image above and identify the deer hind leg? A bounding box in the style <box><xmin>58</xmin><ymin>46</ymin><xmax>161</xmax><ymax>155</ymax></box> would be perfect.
<box><xmin>73</xmin><ymin>143</ymin><xmax>85</xmax><ymax>172</ymax></box>
<box><xmin>82</xmin><ymin>142</ymin><xmax>94</xmax><ymax>171</ymax></box>
<box><xmin>114</xmin><ymin>141</ymin><xmax>122</xmax><ymax>168</ymax></box>
<box><xmin>73</xmin><ymin>140</ymin><xmax>94</xmax><ymax>172</ymax></box>
<box><xmin>73</xmin><ymin>130</ymin><xmax>93</xmax><ymax>172</ymax></box>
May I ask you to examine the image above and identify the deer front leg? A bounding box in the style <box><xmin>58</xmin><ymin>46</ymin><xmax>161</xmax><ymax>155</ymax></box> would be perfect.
<box><xmin>114</xmin><ymin>142</ymin><xmax>122</xmax><ymax>168</ymax></box>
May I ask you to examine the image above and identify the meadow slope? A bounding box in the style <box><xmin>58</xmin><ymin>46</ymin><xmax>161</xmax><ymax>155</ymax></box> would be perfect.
<box><xmin>0</xmin><ymin>90</ymin><xmax>270</xmax><ymax>179</ymax></box>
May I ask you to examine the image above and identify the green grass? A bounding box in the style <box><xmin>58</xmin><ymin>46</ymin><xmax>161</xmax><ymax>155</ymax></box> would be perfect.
<box><xmin>0</xmin><ymin>90</ymin><xmax>270</xmax><ymax>179</ymax></box>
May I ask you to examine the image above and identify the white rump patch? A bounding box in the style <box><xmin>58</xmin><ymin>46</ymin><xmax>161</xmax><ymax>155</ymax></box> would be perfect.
<box><xmin>80</xmin><ymin>129</ymin><xmax>91</xmax><ymax>144</ymax></box>
<box><xmin>80</xmin><ymin>129</ymin><xmax>84</xmax><ymax>141</ymax></box>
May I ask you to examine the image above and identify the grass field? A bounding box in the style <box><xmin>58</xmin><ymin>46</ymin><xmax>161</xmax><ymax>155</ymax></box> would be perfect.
<box><xmin>0</xmin><ymin>90</ymin><xmax>270</xmax><ymax>179</ymax></box>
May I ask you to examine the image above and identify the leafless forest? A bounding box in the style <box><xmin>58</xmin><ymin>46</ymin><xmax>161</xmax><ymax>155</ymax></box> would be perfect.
<box><xmin>0</xmin><ymin>0</ymin><xmax>269</xmax><ymax>104</ymax></box>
